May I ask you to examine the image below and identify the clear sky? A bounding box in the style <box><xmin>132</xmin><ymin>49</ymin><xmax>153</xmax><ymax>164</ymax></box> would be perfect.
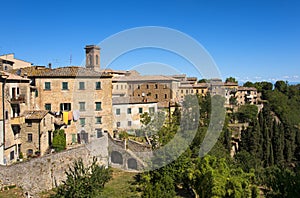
<box><xmin>1</xmin><ymin>0</ymin><xmax>299</xmax><ymax>83</ymax></box>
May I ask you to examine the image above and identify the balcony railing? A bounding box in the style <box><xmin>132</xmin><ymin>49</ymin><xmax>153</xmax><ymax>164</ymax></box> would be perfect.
<box><xmin>10</xmin><ymin>94</ymin><xmax>26</xmax><ymax>103</ymax></box>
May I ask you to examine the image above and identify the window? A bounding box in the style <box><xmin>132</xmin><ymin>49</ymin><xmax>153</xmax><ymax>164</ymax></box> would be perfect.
<box><xmin>165</xmin><ymin>94</ymin><xmax>167</xmax><ymax>99</ymax></box>
<box><xmin>95</xmin><ymin>117</ymin><xmax>102</xmax><ymax>124</ymax></box>
<box><xmin>60</xmin><ymin>103</ymin><xmax>71</xmax><ymax>111</ymax></box>
<box><xmin>95</xmin><ymin>82</ymin><xmax>101</xmax><ymax>90</ymax></box>
<box><xmin>137</xmin><ymin>85</ymin><xmax>140</xmax><ymax>89</ymax></box>
<box><xmin>116</xmin><ymin>108</ymin><xmax>120</xmax><ymax>115</ymax></box>
<box><xmin>191</xmin><ymin>90</ymin><xmax>194</xmax><ymax>94</ymax></box>
<box><xmin>116</xmin><ymin>122</ymin><xmax>121</xmax><ymax>127</ymax></box>
<box><xmin>79</xmin><ymin>82</ymin><xmax>85</xmax><ymax>90</ymax></box>
<box><xmin>62</xmin><ymin>82</ymin><xmax>68</xmax><ymax>90</ymax></box>
<box><xmin>128</xmin><ymin>121</ymin><xmax>132</xmax><ymax>127</ymax></box>
<box><xmin>89</xmin><ymin>54</ymin><xmax>93</xmax><ymax>65</ymax></box>
<box><xmin>5</xmin><ymin>110</ymin><xmax>8</xmax><ymax>120</ymax></box>
<box><xmin>96</xmin><ymin>129</ymin><xmax>102</xmax><ymax>138</ymax></box>
<box><xmin>146</xmin><ymin>84</ymin><xmax>149</xmax><ymax>89</ymax></box>
<box><xmin>43</xmin><ymin>118</ymin><xmax>46</xmax><ymax>126</ymax></box>
<box><xmin>28</xmin><ymin>133</ymin><xmax>33</xmax><ymax>142</ymax></box>
<box><xmin>127</xmin><ymin>108</ymin><xmax>132</xmax><ymax>114</ymax></box>
<box><xmin>181</xmin><ymin>90</ymin><xmax>183</xmax><ymax>94</ymax></box>
<box><xmin>45</xmin><ymin>82</ymin><xmax>51</xmax><ymax>90</ymax></box>
<box><xmin>155</xmin><ymin>84</ymin><xmax>158</xmax><ymax>89</ymax></box>
<box><xmin>95</xmin><ymin>102</ymin><xmax>102</xmax><ymax>111</ymax></box>
<box><xmin>139</xmin><ymin>107</ymin><xmax>143</xmax><ymax>114</ymax></box>
<box><xmin>79</xmin><ymin>102</ymin><xmax>86</xmax><ymax>111</ymax></box>
<box><xmin>186</xmin><ymin>90</ymin><xmax>188</xmax><ymax>94</ymax></box>
<box><xmin>27</xmin><ymin>149</ymin><xmax>33</xmax><ymax>156</ymax></box>
<box><xmin>26</xmin><ymin>121</ymin><xmax>32</xmax><ymax>127</ymax></box>
<box><xmin>96</xmin><ymin>55</ymin><xmax>99</xmax><ymax>65</ymax></box>
<box><xmin>35</xmin><ymin>90</ymin><xmax>38</xmax><ymax>97</ymax></box>
<box><xmin>80</xmin><ymin>118</ymin><xmax>86</xmax><ymax>126</ymax></box>
<box><xmin>149</xmin><ymin>107</ymin><xmax>155</xmax><ymax>114</ymax></box>
<box><xmin>10</xmin><ymin>151</ymin><xmax>14</xmax><ymax>160</ymax></box>
<box><xmin>155</xmin><ymin>94</ymin><xmax>158</xmax><ymax>99</ymax></box>
<box><xmin>45</xmin><ymin>103</ymin><xmax>51</xmax><ymax>111</ymax></box>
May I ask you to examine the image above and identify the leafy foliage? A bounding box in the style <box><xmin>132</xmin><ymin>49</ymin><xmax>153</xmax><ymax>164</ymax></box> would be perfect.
<box><xmin>52</xmin><ymin>158</ymin><xmax>112</xmax><ymax>198</ymax></box>
<box><xmin>52</xmin><ymin>129</ymin><xmax>66</xmax><ymax>152</ymax></box>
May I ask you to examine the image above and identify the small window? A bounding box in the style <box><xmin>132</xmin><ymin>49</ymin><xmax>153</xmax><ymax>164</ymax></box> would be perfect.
<box><xmin>186</xmin><ymin>90</ymin><xmax>188</xmax><ymax>94</ymax></box>
<box><xmin>45</xmin><ymin>103</ymin><xmax>51</xmax><ymax>111</ymax></box>
<box><xmin>96</xmin><ymin>129</ymin><xmax>102</xmax><ymax>138</ymax></box>
<box><xmin>95</xmin><ymin>117</ymin><xmax>102</xmax><ymax>124</ymax></box>
<box><xmin>26</xmin><ymin>121</ymin><xmax>32</xmax><ymax>127</ymax></box>
<box><xmin>95</xmin><ymin>82</ymin><xmax>101</xmax><ymax>90</ymax></box>
<box><xmin>181</xmin><ymin>90</ymin><xmax>183</xmax><ymax>94</ymax></box>
<box><xmin>128</xmin><ymin>121</ymin><xmax>132</xmax><ymax>127</ymax></box>
<box><xmin>80</xmin><ymin>118</ymin><xmax>86</xmax><ymax>126</ymax></box>
<box><xmin>116</xmin><ymin>122</ymin><xmax>121</xmax><ymax>127</ymax></box>
<box><xmin>27</xmin><ymin>149</ymin><xmax>33</xmax><ymax>156</ymax></box>
<box><xmin>95</xmin><ymin>102</ymin><xmax>102</xmax><ymax>111</ymax></box>
<box><xmin>62</xmin><ymin>82</ymin><xmax>68</xmax><ymax>90</ymax></box>
<box><xmin>35</xmin><ymin>90</ymin><xmax>38</xmax><ymax>97</ymax></box>
<box><xmin>96</xmin><ymin>55</ymin><xmax>99</xmax><ymax>65</ymax></box>
<box><xmin>79</xmin><ymin>102</ymin><xmax>86</xmax><ymax>111</ymax></box>
<box><xmin>5</xmin><ymin>110</ymin><xmax>8</xmax><ymax>120</ymax></box>
<box><xmin>116</xmin><ymin>108</ymin><xmax>121</xmax><ymax>115</ymax></box>
<box><xmin>127</xmin><ymin>108</ymin><xmax>132</xmax><ymax>114</ymax></box>
<box><xmin>155</xmin><ymin>84</ymin><xmax>158</xmax><ymax>89</ymax></box>
<box><xmin>139</xmin><ymin>107</ymin><xmax>143</xmax><ymax>114</ymax></box>
<box><xmin>43</xmin><ymin>118</ymin><xmax>46</xmax><ymax>126</ymax></box>
<box><xmin>45</xmin><ymin>82</ymin><xmax>51</xmax><ymax>90</ymax></box>
<box><xmin>10</xmin><ymin>151</ymin><xmax>14</xmax><ymax>160</ymax></box>
<box><xmin>28</xmin><ymin>133</ymin><xmax>33</xmax><ymax>142</ymax></box>
<box><xmin>137</xmin><ymin>85</ymin><xmax>140</xmax><ymax>89</ymax></box>
<box><xmin>60</xmin><ymin>103</ymin><xmax>71</xmax><ymax>111</ymax></box>
<box><xmin>146</xmin><ymin>84</ymin><xmax>149</xmax><ymax>89</ymax></box>
<box><xmin>79</xmin><ymin>82</ymin><xmax>85</xmax><ymax>90</ymax></box>
<box><xmin>165</xmin><ymin>94</ymin><xmax>167</xmax><ymax>99</ymax></box>
<box><xmin>149</xmin><ymin>107</ymin><xmax>155</xmax><ymax>114</ymax></box>
<box><xmin>155</xmin><ymin>94</ymin><xmax>158</xmax><ymax>99</ymax></box>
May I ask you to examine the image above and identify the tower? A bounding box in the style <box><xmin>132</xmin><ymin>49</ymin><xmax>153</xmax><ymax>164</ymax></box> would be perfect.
<box><xmin>85</xmin><ymin>45</ymin><xmax>100</xmax><ymax>71</ymax></box>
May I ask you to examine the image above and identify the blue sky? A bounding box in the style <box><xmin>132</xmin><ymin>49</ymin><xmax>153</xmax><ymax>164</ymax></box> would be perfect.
<box><xmin>0</xmin><ymin>0</ymin><xmax>299</xmax><ymax>83</ymax></box>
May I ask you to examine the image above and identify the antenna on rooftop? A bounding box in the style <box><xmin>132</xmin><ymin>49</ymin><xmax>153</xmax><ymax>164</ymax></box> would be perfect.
<box><xmin>69</xmin><ymin>54</ymin><xmax>72</xmax><ymax>65</ymax></box>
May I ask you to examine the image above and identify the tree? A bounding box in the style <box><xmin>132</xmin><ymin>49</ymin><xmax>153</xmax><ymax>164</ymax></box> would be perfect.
<box><xmin>225</xmin><ymin>77</ymin><xmax>238</xmax><ymax>83</ymax></box>
<box><xmin>52</xmin><ymin>158</ymin><xmax>112</xmax><ymax>198</ymax></box>
<box><xmin>236</xmin><ymin>104</ymin><xmax>258</xmax><ymax>123</ymax></box>
<box><xmin>275</xmin><ymin>80</ymin><xmax>288</xmax><ymax>93</ymax></box>
<box><xmin>52</xmin><ymin>129</ymin><xmax>66</xmax><ymax>152</ymax></box>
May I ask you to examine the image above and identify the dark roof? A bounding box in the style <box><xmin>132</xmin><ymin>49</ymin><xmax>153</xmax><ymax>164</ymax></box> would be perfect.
<box><xmin>11</xmin><ymin>66</ymin><xmax>112</xmax><ymax>78</ymax></box>
<box><xmin>22</xmin><ymin>110</ymin><xmax>49</xmax><ymax>120</ymax></box>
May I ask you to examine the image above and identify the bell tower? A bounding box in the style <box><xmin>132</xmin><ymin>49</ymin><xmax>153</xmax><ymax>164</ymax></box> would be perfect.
<box><xmin>85</xmin><ymin>45</ymin><xmax>100</xmax><ymax>71</ymax></box>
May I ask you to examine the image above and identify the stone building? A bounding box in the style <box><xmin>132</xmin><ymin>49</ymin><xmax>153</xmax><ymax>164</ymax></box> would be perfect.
<box><xmin>235</xmin><ymin>86</ymin><xmax>259</xmax><ymax>105</ymax></box>
<box><xmin>20</xmin><ymin>110</ymin><xmax>55</xmax><ymax>158</ymax></box>
<box><xmin>112</xmin><ymin>97</ymin><xmax>158</xmax><ymax>131</ymax></box>
<box><xmin>0</xmin><ymin>54</ymin><xmax>32</xmax><ymax>71</ymax></box>
<box><xmin>9</xmin><ymin>45</ymin><xmax>113</xmax><ymax>145</ymax></box>
<box><xmin>0</xmin><ymin>71</ymin><xmax>35</xmax><ymax>165</ymax></box>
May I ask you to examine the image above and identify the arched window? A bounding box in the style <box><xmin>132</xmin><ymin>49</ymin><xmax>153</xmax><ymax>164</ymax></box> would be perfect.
<box><xmin>96</xmin><ymin>55</ymin><xmax>99</xmax><ymax>65</ymax></box>
<box><xmin>89</xmin><ymin>55</ymin><xmax>93</xmax><ymax>66</ymax></box>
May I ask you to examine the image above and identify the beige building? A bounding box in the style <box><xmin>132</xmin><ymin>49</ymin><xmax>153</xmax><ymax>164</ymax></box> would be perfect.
<box><xmin>10</xmin><ymin>45</ymin><xmax>113</xmax><ymax>145</ymax></box>
<box><xmin>0</xmin><ymin>71</ymin><xmax>35</xmax><ymax>165</ymax></box>
<box><xmin>112</xmin><ymin>97</ymin><xmax>158</xmax><ymax>131</ymax></box>
<box><xmin>0</xmin><ymin>54</ymin><xmax>32</xmax><ymax>71</ymax></box>
<box><xmin>20</xmin><ymin>110</ymin><xmax>55</xmax><ymax>158</ymax></box>
<box><xmin>235</xmin><ymin>86</ymin><xmax>259</xmax><ymax>105</ymax></box>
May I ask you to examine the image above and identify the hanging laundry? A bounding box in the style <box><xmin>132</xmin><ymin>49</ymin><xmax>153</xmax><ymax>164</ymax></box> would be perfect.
<box><xmin>63</xmin><ymin>112</ymin><xmax>68</xmax><ymax>124</ymax></box>
<box><xmin>73</xmin><ymin>110</ymin><xmax>80</xmax><ymax>121</ymax></box>
<box><xmin>68</xmin><ymin>111</ymin><xmax>73</xmax><ymax>121</ymax></box>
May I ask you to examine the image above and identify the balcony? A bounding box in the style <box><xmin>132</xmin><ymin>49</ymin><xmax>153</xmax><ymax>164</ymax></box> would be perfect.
<box><xmin>10</xmin><ymin>94</ymin><xmax>26</xmax><ymax>104</ymax></box>
<box><xmin>10</xmin><ymin>117</ymin><xmax>25</xmax><ymax>125</ymax></box>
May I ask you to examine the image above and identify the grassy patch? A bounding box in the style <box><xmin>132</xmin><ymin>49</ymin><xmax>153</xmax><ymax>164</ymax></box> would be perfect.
<box><xmin>101</xmin><ymin>168</ymin><xmax>140</xmax><ymax>198</ymax></box>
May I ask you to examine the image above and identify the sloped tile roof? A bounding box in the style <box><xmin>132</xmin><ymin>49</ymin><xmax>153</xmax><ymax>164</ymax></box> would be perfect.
<box><xmin>22</xmin><ymin>110</ymin><xmax>49</xmax><ymax>120</ymax></box>
<box><xmin>11</xmin><ymin>66</ymin><xmax>112</xmax><ymax>78</ymax></box>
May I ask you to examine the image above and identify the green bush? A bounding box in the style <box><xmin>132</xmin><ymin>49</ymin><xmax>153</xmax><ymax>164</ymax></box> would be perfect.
<box><xmin>52</xmin><ymin>129</ymin><xmax>66</xmax><ymax>152</ymax></box>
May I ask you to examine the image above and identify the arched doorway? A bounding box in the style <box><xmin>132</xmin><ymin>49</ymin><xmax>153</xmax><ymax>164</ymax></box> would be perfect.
<box><xmin>127</xmin><ymin>158</ymin><xmax>137</xmax><ymax>170</ymax></box>
<box><xmin>111</xmin><ymin>151</ymin><xmax>123</xmax><ymax>165</ymax></box>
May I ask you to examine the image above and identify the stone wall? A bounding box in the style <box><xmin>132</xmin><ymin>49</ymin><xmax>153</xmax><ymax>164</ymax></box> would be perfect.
<box><xmin>0</xmin><ymin>134</ymin><xmax>109</xmax><ymax>196</ymax></box>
